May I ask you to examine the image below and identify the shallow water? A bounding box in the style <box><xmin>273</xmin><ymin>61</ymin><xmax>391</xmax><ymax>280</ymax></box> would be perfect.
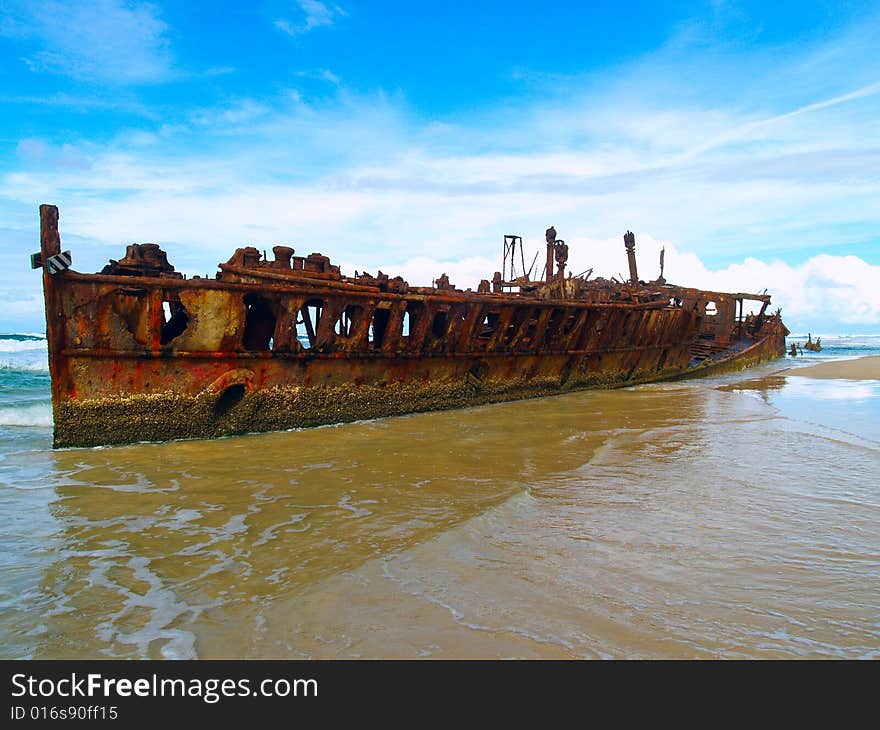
<box><xmin>1</xmin><ymin>334</ymin><xmax>878</xmax><ymax>658</ymax></box>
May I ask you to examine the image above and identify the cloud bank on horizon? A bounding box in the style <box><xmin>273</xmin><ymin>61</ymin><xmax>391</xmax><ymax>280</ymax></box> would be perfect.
<box><xmin>0</xmin><ymin>0</ymin><xmax>878</xmax><ymax>334</ymax></box>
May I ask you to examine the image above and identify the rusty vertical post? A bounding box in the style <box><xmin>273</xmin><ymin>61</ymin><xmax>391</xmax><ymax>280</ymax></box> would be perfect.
<box><xmin>39</xmin><ymin>204</ymin><xmax>64</xmax><ymax>442</ymax></box>
<box><xmin>40</xmin><ymin>204</ymin><xmax>61</xmax><ymax>258</ymax></box>
<box><xmin>545</xmin><ymin>226</ymin><xmax>556</xmax><ymax>284</ymax></box>
<box><xmin>737</xmin><ymin>299</ymin><xmax>743</xmax><ymax>340</ymax></box>
<box><xmin>624</xmin><ymin>230</ymin><xmax>639</xmax><ymax>285</ymax></box>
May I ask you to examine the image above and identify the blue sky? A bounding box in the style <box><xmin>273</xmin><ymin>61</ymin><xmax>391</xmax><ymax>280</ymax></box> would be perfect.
<box><xmin>1</xmin><ymin>0</ymin><xmax>878</xmax><ymax>333</ymax></box>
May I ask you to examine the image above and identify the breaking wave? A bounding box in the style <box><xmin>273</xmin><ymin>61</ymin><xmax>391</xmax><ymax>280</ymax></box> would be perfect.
<box><xmin>0</xmin><ymin>402</ymin><xmax>52</xmax><ymax>427</ymax></box>
<box><xmin>0</xmin><ymin>335</ymin><xmax>48</xmax><ymax>373</ymax></box>
<box><xmin>0</xmin><ymin>338</ymin><xmax>45</xmax><ymax>352</ymax></box>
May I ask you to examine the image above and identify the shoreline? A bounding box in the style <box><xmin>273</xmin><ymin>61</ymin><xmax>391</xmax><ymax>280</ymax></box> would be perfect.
<box><xmin>780</xmin><ymin>355</ymin><xmax>880</xmax><ymax>380</ymax></box>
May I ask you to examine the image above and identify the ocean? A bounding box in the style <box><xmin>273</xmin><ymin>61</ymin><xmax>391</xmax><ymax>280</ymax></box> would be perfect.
<box><xmin>1</xmin><ymin>332</ymin><xmax>878</xmax><ymax>659</ymax></box>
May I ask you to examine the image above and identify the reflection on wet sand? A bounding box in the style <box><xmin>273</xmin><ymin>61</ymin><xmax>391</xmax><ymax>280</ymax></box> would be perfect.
<box><xmin>2</xmin><ymin>363</ymin><xmax>878</xmax><ymax>658</ymax></box>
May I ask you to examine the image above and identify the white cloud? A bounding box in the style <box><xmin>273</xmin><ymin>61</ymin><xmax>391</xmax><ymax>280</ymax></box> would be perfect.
<box><xmin>275</xmin><ymin>1</ymin><xmax>347</xmax><ymax>36</ymax></box>
<box><xmin>679</xmin><ymin>81</ymin><xmax>880</xmax><ymax>162</ymax></box>
<box><xmin>293</xmin><ymin>68</ymin><xmax>342</xmax><ymax>85</ymax></box>
<box><xmin>3</xmin><ymin>0</ymin><xmax>172</xmax><ymax>84</ymax></box>
<box><xmin>0</xmin><ymin>92</ymin><xmax>156</xmax><ymax>116</ymax></box>
<box><xmin>15</xmin><ymin>139</ymin><xmax>92</xmax><ymax>171</ymax></box>
<box><xmin>190</xmin><ymin>100</ymin><xmax>272</xmax><ymax>128</ymax></box>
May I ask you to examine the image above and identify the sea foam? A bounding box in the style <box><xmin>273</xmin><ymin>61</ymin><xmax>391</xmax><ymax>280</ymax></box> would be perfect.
<box><xmin>0</xmin><ymin>335</ymin><xmax>49</xmax><ymax>372</ymax></box>
<box><xmin>0</xmin><ymin>402</ymin><xmax>53</xmax><ymax>427</ymax></box>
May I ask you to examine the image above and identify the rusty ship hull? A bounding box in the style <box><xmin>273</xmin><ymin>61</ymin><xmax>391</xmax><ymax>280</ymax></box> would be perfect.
<box><xmin>35</xmin><ymin>205</ymin><xmax>788</xmax><ymax>448</ymax></box>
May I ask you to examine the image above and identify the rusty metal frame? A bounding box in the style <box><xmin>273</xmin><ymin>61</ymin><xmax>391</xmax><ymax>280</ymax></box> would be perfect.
<box><xmin>34</xmin><ymin>205</ymin><xmax>789</xmax><ymax>447</ymax></box>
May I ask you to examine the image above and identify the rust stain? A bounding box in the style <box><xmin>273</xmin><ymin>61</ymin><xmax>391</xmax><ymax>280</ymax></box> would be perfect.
<box><xmin>35</xmin><ymin>204</ymin><xmax>789</xmax><ymax>447</ymax></box>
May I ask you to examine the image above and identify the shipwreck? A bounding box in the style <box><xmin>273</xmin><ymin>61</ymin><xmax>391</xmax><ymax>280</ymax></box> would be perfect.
<box><xmin>33</xmin><ymin>204</ymin><xmax>788</xmax><ymax>447</ymax></box>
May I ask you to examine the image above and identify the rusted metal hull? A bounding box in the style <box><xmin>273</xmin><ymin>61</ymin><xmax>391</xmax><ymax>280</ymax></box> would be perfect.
<box><xmin>35</xmin><ymin>205</ymin><xmax>788</xmax><ymax>447</ymax></box>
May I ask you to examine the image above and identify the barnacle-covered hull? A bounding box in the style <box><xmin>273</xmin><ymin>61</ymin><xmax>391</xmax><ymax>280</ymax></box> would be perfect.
<box><xmin>36</xmin><ymin>205</ymin><xmax>787</xmax><ymax>447</ymax></box>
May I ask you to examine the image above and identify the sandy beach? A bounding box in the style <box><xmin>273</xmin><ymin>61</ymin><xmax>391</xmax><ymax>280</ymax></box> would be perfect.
<box><xmin>784</xmin><ymin>355</ymin><xmax>880</xmax><ymax>380</ymax></box>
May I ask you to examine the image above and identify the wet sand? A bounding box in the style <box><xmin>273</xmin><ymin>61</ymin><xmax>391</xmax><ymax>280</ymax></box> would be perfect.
<box><xmin>1</xmin><ymin>360</ymin><xmax>878</xmax><ymax>659</ymax></box>
<box><xmin>784</xmin><ymin>355</ymin><xmax>880</xmax><ymax>380</ymax></box>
